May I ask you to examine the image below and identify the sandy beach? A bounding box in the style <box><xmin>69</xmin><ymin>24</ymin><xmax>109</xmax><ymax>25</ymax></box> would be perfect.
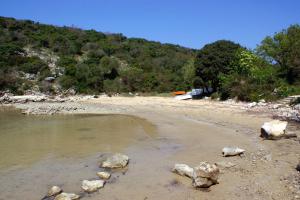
<box><xmin>1</xmin><ymin>96</ymin><xmax>300</xmax><ymax>200</ymax></box>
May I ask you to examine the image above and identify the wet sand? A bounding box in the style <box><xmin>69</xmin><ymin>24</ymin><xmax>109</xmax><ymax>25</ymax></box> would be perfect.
<box><xmin>1</xmin><ymin>97</ymin><xmax>300</xmax><ymax>200</ymax></box>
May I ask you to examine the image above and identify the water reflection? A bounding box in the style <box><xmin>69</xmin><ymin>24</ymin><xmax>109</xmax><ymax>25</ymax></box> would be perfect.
<box><xmin>0</xmin><ymin>108</ymin><xmax>157</xmax><ymax>169</ymax></box>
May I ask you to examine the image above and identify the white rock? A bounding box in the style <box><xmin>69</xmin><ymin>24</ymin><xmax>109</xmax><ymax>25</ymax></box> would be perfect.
<box><xmin>272</xmin><ymin>104</ymin><xmax>280</xmax><ymax>109</ymax></box>
<box><xmin>294</xmin><ymin>104</ymin><xmax>300</xmax><ymax>110</ymax></box>
<box><xmin>101</xmin><ymin>153</ymin><xmax>129</xmax><ymax>168</ymax></box>
<box><xmin>258</xmin><ymin>102</ymin><xmax>267</xmax><ymax>106</ymax></box>
<box><xmin>172</xmin><ymin>164</ymin><xmax>194</xmax><ymax>178</ymax></box>
<box><xmin>247</xmin><ymin>102</ymin><xmax>257</xmax><ymax>108</ymax></box>
<box><xmin>54</xmin><ymin>192</ymin><xmax>80</xmax><ymax>200</ymax></box>
<box><xmin>44</xmin><ymin>76</ymin><xmax>56</xmax><ymax>82</ymax></box>
<box><xmin>259</xmin><ymin>99</ymin><xmax>266</xmax><ymax>103</ymax></box>
<box><xmin>192</xmin><ymin>162</ymin><xmax>219</xmax><ymax>188</ymax></box>
<box><xmin>81</xmin><ymin>180</ymin><xmax>105</xmax><ymax>193</ymax></box>
<box><xmin>261</xmin><ymin>120</ymin><xmax>288</xmax><ymax>139</ymax></box>
<box><xmin>96</xmin><ymin>171</ymin><xmax>111</xmax><ymax>179</ymax></box>
<box><xmin>193</xmin><ymin>176</ymin><xmax>214</xmax><ymax>188</ymax></box>
<box><xmin>10</xmin><ymin>95</ymin><xmax>47</xmax><ymax>103</ymax></box>
<box><xmin>47</xmin><ymin>186</ymin><xmax>62</xmax><ymax>197</ymax></box>
<box><xmin>222</xmin><ymin>147</ymin><xmax>245</xmax><ymax>157</ymax></box>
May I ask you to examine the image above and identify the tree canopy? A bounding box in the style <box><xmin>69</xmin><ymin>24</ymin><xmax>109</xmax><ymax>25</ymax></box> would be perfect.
<box><xmin>194</xmin><ymin>40</ymin><xmax>242</xmax><ymax>90</ymax></box>
<box><xmin>257</xmin><ymin>24</ymin><xmax>300</xmax><ymax>84</ymax></box>
<box><xmin>0</xmin><ymin>16</ymin><xmax>195</xmax><ymax>94</ymax></box>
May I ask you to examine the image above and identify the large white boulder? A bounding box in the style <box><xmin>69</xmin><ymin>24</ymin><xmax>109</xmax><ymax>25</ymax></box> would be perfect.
<box><xmin>172</xmin><ymin>164</ymin><xmax>194</xmax><ymax>178</ymax></box>
<box><xmin>100</xmin><ymin>153</ymin><xmax>129</xmax><ymax>168</ymax></box>
<box><xmin>54</xmin><ymin>192</ymin><xmax>80</xmax><ymax>200</ymax></box>
<box><xmin>222</xmin><ymin>147</ymin><xmax>245</xmax><ymax>157</ymax></box>
<box><xmin>261</xmin><ymin>120</ymin><xmax>288</xmax><ymax>139</ymax></box>
<box><xmin>81</xmin><ymin>180</ymin><xmax>105</xmax><ymax>193</ymax></box>
<box><xmin>192</xmin><ymin>162</ymin><xmax>219</xmax><ymax>188</ymax></box>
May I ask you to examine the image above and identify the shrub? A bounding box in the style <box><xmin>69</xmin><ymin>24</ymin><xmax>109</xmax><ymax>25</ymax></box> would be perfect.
<box><xmin>19</xmin><ymin>56</ymin><xmax>48</xmax><ymax>74</ymax></box>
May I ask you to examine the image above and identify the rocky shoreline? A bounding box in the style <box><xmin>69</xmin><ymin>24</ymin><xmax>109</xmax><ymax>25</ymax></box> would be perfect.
<box><xmin>1</xmin><ymin>93</ymin><xmax>299</xmax><ymax>123</ymax></box>
<box><xmin>0</xmin><ymin>94</ymin><xmax>299</xmax><ymax>200</ymax></box>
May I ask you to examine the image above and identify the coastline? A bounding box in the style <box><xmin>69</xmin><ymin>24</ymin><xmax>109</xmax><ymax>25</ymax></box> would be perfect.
<box><xmin>0</xmin><ymin>96</ymin><xmax>300</xmax><ymax>199</ymax></box>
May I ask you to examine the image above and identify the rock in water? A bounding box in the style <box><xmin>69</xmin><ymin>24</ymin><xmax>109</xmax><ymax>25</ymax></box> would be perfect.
<box><xmin>222</xmin><ymin>147</ymin><xmax>245</xmax><ymax>157</ymax></box>
<box><xmin>100</xmin><ymin>153</ymin><xmax>129</xmax><ymax>168</ymax></box>
<box><xmin>81</xmin><ymin>180</ymin><xmax>105</xmax><ymax>193</ymax></box>
<box><xmin>192</xmin><ymin>162</ymin><xmax>219</xmax><ymax>188</ymax></box>
<box><xmin>172</xmin><ymin>164</ymin><xmax>194</xmax><ymax>178</ymax></box>
<box><xmin>261</xmin><ymin>120</ymin><xmax>288</xmax><ymax>139</ymax></box>
<box><xmin>54</xmin><ymin>193</ymin><xmax>80</xmax><ymax>200</ymax></box>
<box><xmin>96</xmin><ymin>171</ymin><xmax>111</xmax><ymax>179</ymax></box>
<box><xmin>47</xmin><ymin>186</ymin><xmax>62</xmax><ymax>197</ymax></box>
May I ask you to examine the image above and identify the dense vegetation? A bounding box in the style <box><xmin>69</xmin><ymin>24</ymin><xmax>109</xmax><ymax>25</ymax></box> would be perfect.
<box><xmin>191</xmin><ymin>25</ymin><xmax>300</xmax><ymax>101</ymax></box>
<box><xmin>0</xmin><ymin>16</ymin><xmax>195</xmax><ymax>94</ymax></box>
<box><xmin>0</xmin><ymin>16</ymin><xmax>299</xmax><ymax>101</ymax></box>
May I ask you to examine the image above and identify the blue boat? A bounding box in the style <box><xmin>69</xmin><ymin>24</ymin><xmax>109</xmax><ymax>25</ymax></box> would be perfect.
<box><xmin>191</xmin><ymin>87</ymin><xmax>213</xmax><ymax>99</ymax></box>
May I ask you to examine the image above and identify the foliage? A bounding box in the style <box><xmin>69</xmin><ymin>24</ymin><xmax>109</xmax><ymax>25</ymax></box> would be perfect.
<box><xmin>103</xmin><ymin>79</ymin><xmax>121</xmax><ymax>94</ymax></box>
<box><xmin>0</xmin><ymin>16</ymin><xmax>299</xmax><ymax>100</ymax></box>
<box><xmin>182</xmin><ymin>59</ymin><xmax>196</xmax><ymax>89</ymax></box>
<box><xmin>257</xmin><ymin>24</ymin><xmax>300</xmax><ymax>84</ymax></box>
<box><xmin>19</xmin><ymin>56</ymin><xmax>48</xmax><ymax>74</ymax></box>
<box><xmin>194</xmin><ymin>40</ymin><xmax>242</xmax><ymax>90</ymax></box>
<box><xmin>119</xmin><ymin>66</ymin><xmax>144</xmax><ymax>92</ymax></box>
<box><xmin>219</xmin><ymin>50</ymin><xmax>280</xmax><ymax>101</ymax></box>
<box><xmin>0</xmin><ymin>16</ymin><xmax>195</xmax><ymax>94</ymax></box>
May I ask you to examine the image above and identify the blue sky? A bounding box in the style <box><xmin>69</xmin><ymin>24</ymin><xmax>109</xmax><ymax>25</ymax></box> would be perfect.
<box><xmin>1</xmin><ymin>0</ymin><xmax>299</xmax><ymax>49</ymax></box>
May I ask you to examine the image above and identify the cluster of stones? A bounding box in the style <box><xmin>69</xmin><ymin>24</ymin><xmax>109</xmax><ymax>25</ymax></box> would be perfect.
<box><xmin>172</xmin><ymin>162</ymin><xmax>220</xmax><ymax>188</ymax></box>
<box><xmin>172</xmin><ymin>119</ymin><xmax>298</xmax><ymax>189</ymax></box>
<box><xmin>43</xmin><ymin>153</ymin><xmax>129</xmax><ymax>200</ymax></box>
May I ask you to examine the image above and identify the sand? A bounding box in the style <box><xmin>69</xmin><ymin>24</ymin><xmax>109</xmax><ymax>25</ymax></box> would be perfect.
<box><xmin>2</xmin><ymin>96</ymin><xmax>300</xmax><ymax>200</ymax></box>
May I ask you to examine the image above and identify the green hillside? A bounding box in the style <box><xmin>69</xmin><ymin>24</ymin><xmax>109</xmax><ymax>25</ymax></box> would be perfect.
<box><xmin>1</xmin><ymin>16</ymin><xmax>300</xmax><ymax>101</ymax></box>
<box><xmin>0</xmin><ymin>16</ymin><xmax>195</xmax><ymax>94</ymax></box>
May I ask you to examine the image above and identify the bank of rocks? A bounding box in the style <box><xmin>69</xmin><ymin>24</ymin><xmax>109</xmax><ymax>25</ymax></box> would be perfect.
<box><xmin>21</xmin><ymin>104</ymin><xmax>84</xmax><ymax>115</ymax></box>
<box><xmin>42</xmin><ymin>153</ymin><xmax>129</xmax><ymax>200</ymax></box>
<box><xmin>0</xmin><ymin>93</ymin><xmax>98</xmax><ymax>104</ymax></box>
<box><xmin>0</xmin><ymin>93</ymin><xmax>101</xmax><ymax>115</ymax></box>
<box><xmin>216</xmin><ymin>98</ymin><xmax>299</xmax><ymax>122</ymax></box>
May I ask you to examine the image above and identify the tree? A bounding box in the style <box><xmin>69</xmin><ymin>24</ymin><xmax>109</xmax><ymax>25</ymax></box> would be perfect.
<box><xmin>120</xmin><ymin>66</ymin><xmax>144</xmax><ymax>92</ymax></box>
<box><xmin>194</xmin><ymin>40</ymin><xmax>242</xmax><ymax>90</ymax></box>
<box><xmin>219</xmin><ymin>49</ymin><xmax>278</xmax><ymax>101</ymax></box>
<box><xmin>257</xmin><ymin>24</ymin><xmax>300</xmax><ymax>84</ymax></box>
<box><xmin>182</xmin><ymin>59</ymin><xmax>196</xmax><ymax>89</ymax></box>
